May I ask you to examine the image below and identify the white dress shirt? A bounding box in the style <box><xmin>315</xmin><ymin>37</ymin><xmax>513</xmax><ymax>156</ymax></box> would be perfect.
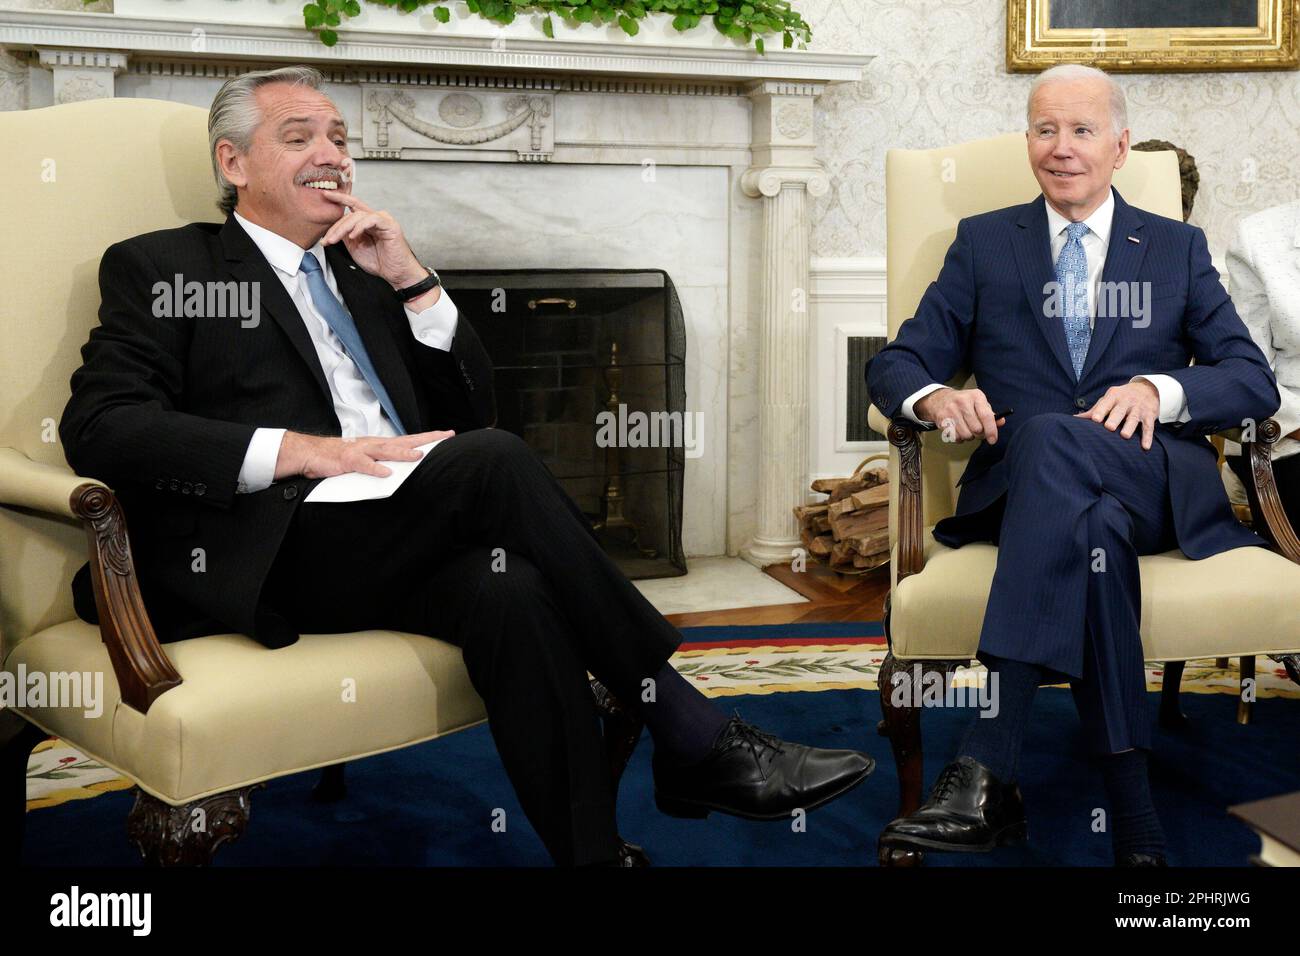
<box><xmin>899</xmin><ymin>187</ymin><xmax>1190</xmax><ymax>427</ymax></box>
<box><xmin>232</xmin><ymin>210</ymin><xmax>459</xmax><ymax>493</ymax></box>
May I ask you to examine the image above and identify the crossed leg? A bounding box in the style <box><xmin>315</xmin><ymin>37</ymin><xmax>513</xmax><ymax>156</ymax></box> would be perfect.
<box><xmin>264</xmin><ymin>428</ymin><xmax>683</xmax><ymax>864</ymax></box>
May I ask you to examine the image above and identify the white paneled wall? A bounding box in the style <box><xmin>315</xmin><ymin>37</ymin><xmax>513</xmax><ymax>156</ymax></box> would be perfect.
<box><xmin>809</xmin><ymin>257</ymin><xmax>887</xmax><ymax>486</ymax></box>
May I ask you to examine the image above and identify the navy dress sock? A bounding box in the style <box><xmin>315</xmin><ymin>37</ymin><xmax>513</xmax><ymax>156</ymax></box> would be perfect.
<box><xmin>639</xmin><ymin>659</ymin><xmax>730</xmax><ymax>765</ymax></box>
<box><xmin>956</xmin><ymin>653</ymin><xmax>1043</xmax><ymax>783</ymax></box>
<box><xmin>1101</xmin><ymin>748</ymin><xmax>1166</xmax><ymax>859</ymax></box>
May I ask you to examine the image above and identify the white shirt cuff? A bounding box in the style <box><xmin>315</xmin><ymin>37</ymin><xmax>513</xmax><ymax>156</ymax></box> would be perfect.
<box><xmin>406</xmin><ymin>288</ymin><xmax>459</xmax><ymax>352</ymax></box>
<box><xmin>901</xmin><ymin>383</ymin><xmax>948</xmax><ymax>424</ymax></box>
<box><xmin>1132</xmin><ymin>374</ymin><xmax>1191</xmax><ymax>424</ymax></box>
<box><xmin>236</xmin><ymin>427</ymin><xmax>287</xmax><ymax>494</ymax></box>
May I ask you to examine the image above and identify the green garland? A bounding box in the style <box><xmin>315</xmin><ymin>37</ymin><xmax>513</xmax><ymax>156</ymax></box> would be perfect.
<box><xmin>301</xmin><ymin>0</ymin><xmax>813</xmax><ymax>53</ymax></box>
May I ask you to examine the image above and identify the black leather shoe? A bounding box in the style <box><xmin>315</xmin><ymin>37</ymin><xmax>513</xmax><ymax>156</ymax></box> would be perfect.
<box><xmin>1117</xmin><ymin>851</ymin><xmax>1167</xmax><ymax>867</ymax></box>
<box><xmin>652</xmin><ymin>716</ymin><xmax>875</xmax><ymax>821</ymax></box>
<box><xmin>879</xmin><ymin>756</ymin><xmax>1027</xmax><ymax>852</ymax></box>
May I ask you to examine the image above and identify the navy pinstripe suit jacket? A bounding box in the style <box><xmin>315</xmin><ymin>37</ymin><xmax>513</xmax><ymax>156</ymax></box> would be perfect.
<box><xmin>867</xmin><ymin>189</ymin><xmax>1281</xmax><ymax>560</ymax></box>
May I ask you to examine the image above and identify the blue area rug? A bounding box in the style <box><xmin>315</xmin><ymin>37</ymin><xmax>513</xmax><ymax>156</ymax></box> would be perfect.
<box><xmin>22</xmin><ymin>620</ymin><xmax>1300</xmax><ymax>865</ymax></box>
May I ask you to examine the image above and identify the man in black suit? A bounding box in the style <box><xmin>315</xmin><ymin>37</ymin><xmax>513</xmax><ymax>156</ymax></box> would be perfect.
<box><xmin>59</xmin><ymin>65</ymin><xmax>873</xmax><ymax>866</ymax></box>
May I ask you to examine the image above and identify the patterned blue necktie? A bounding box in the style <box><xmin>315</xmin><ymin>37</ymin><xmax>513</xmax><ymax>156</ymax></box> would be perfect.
<box><xmin>1055</xmin><ymin>221</ymin><xmax>1092</xmax><ymax>379</ymax></box>
<box><xmin>298</xmin><ymin>252</ymin><xmax>406</xmax><ymax>435</ymax></box>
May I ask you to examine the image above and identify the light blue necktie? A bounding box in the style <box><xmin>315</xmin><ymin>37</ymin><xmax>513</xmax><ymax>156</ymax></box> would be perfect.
<box><xmin>298</xmin><ymin>252</ymin><xmax>406</xmax><ymax>435</ymax></box>
<box><xmin>1055</xmin><ymin>221</ymin><xmax>1092</xmax><ymax>379</ymax></box>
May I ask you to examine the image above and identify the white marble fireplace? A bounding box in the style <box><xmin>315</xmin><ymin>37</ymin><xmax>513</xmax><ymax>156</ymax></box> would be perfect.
<box><xmin>0</xmin><ymin>2</ymin><xmax>872</xmax><ymax>568</ymax></box>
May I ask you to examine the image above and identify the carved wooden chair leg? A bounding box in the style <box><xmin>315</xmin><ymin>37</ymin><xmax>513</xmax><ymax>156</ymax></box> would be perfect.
<box><xmin>589</xmin><ymin>677</ymin><xmax>649</xmax><ymax>866</ymax></box>
<box><xmin>877</xmin><ymin>650</ymin><xmax>925</xmax><ymax>868</ymax></box>
<box><xmin>1</xmin><ymin>711</ymin><xmax>48</xmax><ymax>867</ymax></box>
<box><xmin>311</xmin><ymin>763</ymin><xmax>347</xmax><ymax>803</ymax></box>
<box><xmin>1236</xmin><ymin>656</ymin><xmax>1255</xmax><ymax>726</ymax></box>
<box><xmin>1158</xmin><ymin>660</ymin><xmax>1189</xmax><ymax>730</ymax></box>
<box><xmin>126</xmin><ymin>786</ymin><xmax>259</xmax><ymax>866</ymax></box>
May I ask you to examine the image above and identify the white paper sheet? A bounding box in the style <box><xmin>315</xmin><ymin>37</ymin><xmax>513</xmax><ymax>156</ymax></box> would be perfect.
<box><xmin>303</xmin><ymin>439</ymin><xmax>445</xmax><ymax>503</ymax></box>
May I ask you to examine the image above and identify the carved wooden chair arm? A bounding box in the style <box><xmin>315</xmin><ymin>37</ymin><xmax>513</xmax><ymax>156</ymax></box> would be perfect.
<box><xmin>0</xmin><ymin>447</ymin><xmax>181</xmax><ymax>713</ymax></box>
<box><xmin>867</xmin><ymin>407</ymin><xmax>928</xmax><ymax>582</ymax></box>
<box><xmin>880</xmin><ymin>417</ymin><xmax>927</xmax><ymax>582</ymax></box>
<box><xmin>1217</xmin><ymin>419</ymin><xmax>1300</xmax><ymax>564</ymax></box>
<box><xmin>869</xmin><ymin>413</ymin><xmax>1300</xmax><ymax>584</ymax></box>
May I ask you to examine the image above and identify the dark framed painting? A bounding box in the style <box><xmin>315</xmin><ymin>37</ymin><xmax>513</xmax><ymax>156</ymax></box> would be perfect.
<box><xmin>1007</xmin><ymin>0</ymin><xmax>1299</xmax><ymax>72</ymax></box>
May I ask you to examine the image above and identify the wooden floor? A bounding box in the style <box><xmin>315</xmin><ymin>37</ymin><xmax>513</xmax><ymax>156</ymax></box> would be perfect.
<box><xmin>663</xmin><ymin>562</ymin><xmax>891</xmax><ymax>628</ymax></box>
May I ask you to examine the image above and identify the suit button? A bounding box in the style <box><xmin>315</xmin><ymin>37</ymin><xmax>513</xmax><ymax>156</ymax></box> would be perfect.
<box><xmin>194</xmin><ymin>483</ymin><xmax>207</xmax><ymax>497</ymax></box>
<box><xmin>168</xmin><ymin>479</ymin><xmax>179</xmax><ymax>492</ymax></box>
<box><xmin>155</xmin><ymin>478</ymin><xmax>165</xmax><ymax>491</ymax></box>
<box><xmin>283</xmin><ymin>485</ymin><xmax>299</xmax><ymax>500</ymax></box>
<box><xmin>181</xmin><ymin>482</ymin><xmax>192</xmax><ymax>495</ymax></box>
<box><xmin>1075</xmin><ymin>398</ymin><xmax>1087</xmax><ymax>409</ymax></box>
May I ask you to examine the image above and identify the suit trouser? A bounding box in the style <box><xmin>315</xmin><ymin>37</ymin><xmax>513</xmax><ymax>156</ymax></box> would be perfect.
<box><xmin>934</xmin><ymin>413</ymin><xmax>1180</xmax><ymax>754</ymax></box>
<box><xmin>262</xmin><ymin>427</ymin><xmax>683</xmax><ymax>865</ymax></box>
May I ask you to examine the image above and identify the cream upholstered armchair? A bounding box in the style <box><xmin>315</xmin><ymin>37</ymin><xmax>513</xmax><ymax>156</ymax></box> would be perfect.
<box><xmin>867</xmin><ymin>133</ymin><xmax>1300</xmax><ymax>867</ymax></box>
<box><xmin>0</xmin><ymin>98</ymin><xmax>642</xmax><ymax>866</ymax></box>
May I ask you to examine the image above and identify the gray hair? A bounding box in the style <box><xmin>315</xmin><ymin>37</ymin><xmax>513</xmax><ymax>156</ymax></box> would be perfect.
<box><xmin>1027</xmin><ymin>63</ymin><xmax>1128</xmax><ymax>137</ymax></box>
<box><xmin>208</xmin><ymin>65</ymin><xmax>326</xmax><ymax>215</ymax></box>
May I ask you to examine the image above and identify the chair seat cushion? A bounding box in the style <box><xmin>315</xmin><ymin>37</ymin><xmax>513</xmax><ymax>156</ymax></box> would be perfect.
<box><xmin>890</xmin><ymin>528</ymin><xmax>1300</xmax><ymax>663</ymax></box>
<box><xmin>5</xmin><ymin>621</ymin><xmax>486</xmax><ymax>805</ymax></box>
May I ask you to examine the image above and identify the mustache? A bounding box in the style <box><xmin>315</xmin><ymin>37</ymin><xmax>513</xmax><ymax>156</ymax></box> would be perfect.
<box><xmin>294</xmin><ymin>165</ymin><xmax>353</xmax><ymax>186</ymax></box>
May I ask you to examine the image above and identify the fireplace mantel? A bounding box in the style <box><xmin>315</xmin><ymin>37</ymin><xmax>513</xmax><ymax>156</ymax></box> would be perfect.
<box><xmin>0</xmin><ymin>7</ymin><xmax>868</xmax><ymax>85</ymax></box>
<box><xmin>0</xmin><ymin>5</ymin><xmax>874</xmax><ymax>568</ymax></box>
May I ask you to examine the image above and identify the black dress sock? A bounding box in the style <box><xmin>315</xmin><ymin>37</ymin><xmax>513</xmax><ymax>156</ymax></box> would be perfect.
<box><xmin>639</xmin><ymin>659</ymin><xmax>730</xmax><ymax>765</ymax></box>
<box><xmin>1100</xmin><ymin>748</ymin><xmax>1166</xmax><ymax>859</ymax></box>
<box><xmin>956</xmin><ymin>653</ymin><xmax>1043</xmax><ymax>782</ymax></box>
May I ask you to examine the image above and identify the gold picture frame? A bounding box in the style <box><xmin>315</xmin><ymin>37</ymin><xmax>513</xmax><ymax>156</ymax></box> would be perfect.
<box><xmin>1007</xmin><ymin>0</ymin><xmax>1299</xmax><ymax>72</ymax></box>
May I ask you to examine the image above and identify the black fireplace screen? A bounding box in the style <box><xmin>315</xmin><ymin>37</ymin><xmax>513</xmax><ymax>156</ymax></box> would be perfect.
<box><xmin>440</xmin><ymin>269</ymin><xmax>688</xmax><ymax>580</ymax></box>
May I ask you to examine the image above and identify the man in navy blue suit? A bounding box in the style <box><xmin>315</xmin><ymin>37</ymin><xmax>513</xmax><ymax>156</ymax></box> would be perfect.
<box><xmin>868</xmin><ymin>64</ymin><xmax>1279</xmax><ymax>866</ymax></box>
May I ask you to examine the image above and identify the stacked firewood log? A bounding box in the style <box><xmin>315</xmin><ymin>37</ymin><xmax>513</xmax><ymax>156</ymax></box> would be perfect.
<box><xmin>793</xmin><ymin>458</ymin><xmax>890</xmax><ymax>573</ymax></box>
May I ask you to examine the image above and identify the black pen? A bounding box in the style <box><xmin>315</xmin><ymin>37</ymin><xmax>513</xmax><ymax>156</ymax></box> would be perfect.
<box><xmin>993</xmin><ymin>407</ymin><xmax>1014</xmax><ymax>419</ymax></box>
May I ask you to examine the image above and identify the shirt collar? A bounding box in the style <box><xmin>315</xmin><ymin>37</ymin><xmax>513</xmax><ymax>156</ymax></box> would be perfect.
<box><xmin>232</xmin><ymin>210</ymin><xmax>327</xmax><ymax>278</ymax></box>
<box><xmin>1045</xmin><ymin>187</ymin><xmax>1115</xmax><ymax>247</ymax></box>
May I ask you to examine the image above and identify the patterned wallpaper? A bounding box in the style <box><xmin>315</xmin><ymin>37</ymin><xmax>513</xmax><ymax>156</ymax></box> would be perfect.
<box><xmin>801</xmin><ymin>0</ymin><xmax>1300</xmax><ymax>261</ymax></box>
<box><xmin>3</xmin><ymin>0</ymin><xmax>1298</xmax><ymax>259</ymax></box>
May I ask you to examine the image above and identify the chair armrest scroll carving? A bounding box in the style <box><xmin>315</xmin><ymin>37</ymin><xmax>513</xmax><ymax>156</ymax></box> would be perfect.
<box><xmin>1226</xmin><ymin>419</ymin><xmax>1300</xmax><ymax>565</ymax></box>
<box><xmin>0</xmin><ymin>449</ymin><xmax>182</xmax><ymax>714</ymax></box>
<box><xmin>887</xmin><ymin>418</ymin><xmax>927</xmax><ymax>582</ymax></box>
<box><xmin>68</xmin><ymin>483</ymin><xmax>183</xmax><ymax>714</ymax></box>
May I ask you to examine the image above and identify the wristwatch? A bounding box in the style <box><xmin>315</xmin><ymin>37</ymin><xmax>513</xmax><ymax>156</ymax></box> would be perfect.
<box><xmin>396</xmin><ymin>265</ymin><xmax>441</xmax><ymax>302</ymax></box>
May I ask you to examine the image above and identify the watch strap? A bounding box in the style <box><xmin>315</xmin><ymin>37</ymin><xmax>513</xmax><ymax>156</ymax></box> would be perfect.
<box><xmin>397</xmin><ymin>266</ymin><xmax>441</xmax><ymax>302</ymax></box>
